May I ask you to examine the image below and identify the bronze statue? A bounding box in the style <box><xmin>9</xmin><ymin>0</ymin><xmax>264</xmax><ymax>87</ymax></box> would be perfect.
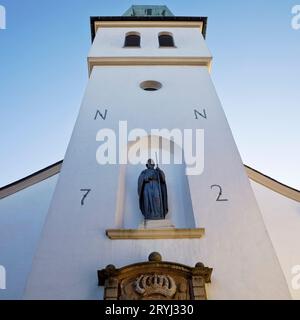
<box><xmin>138</xmin><ymin>159</ymin><xmax>168</xmax><ymax>220</ymax></box>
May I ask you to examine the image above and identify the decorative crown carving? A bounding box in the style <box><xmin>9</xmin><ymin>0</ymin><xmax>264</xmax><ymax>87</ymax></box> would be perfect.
<box><xmin>135</xmin><ymin>274</ymin><xmax>177</xmax><ymax>298</ymax></box>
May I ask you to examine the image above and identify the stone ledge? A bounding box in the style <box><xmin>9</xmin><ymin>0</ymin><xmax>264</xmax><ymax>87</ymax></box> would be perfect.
<box><xmin>106</xmin><ymin>228</ymin><xmax>205</xmax><ymax>240</ymax></box>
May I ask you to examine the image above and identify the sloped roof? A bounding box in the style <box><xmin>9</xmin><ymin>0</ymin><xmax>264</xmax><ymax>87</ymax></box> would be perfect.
<box><xmin>123</xmin><ymin>5</ymin><xmax>174</xmax><ymax>17</ymax></box>
<box><xmin>0</xmin><ymin>160</ymin><xmax>299</xmax><ymax>202</ymax></box>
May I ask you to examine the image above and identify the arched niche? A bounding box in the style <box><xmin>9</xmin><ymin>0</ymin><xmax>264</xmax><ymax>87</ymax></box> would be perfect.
<box><xmin>114</xmin><ymin>135</ymin><xmax>196</xmax><ymax>229</ymax></box>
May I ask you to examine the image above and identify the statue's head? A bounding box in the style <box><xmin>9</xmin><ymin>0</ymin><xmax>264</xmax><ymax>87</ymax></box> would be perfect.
<box><xmin>146</xmin><ymin>159</ymin><xmax>155</xmax><ymax>169</ymax></box>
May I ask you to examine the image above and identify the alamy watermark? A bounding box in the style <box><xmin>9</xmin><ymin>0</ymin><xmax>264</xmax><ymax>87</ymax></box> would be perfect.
<box><xmin>291</xmin><ymin>5</ymin><xmax>300</xmax><ymax>30</ymax></box>
<box><xmin>292</xmin><ymin>265</ymin><xmax>300</xmax><ymax>290</ymax></box>
<box><xmin>0</xmin><ymin>5</ymin><xmax>6</xmax><ymax>30</ymax></box>
<box><xmin>96</xmin><ymin>121</ymin><xmax>204</xmax><ymax>176</ymax></box>
<box><xmin>0</xmin><ymin>265</ymin><xmax>6</xmax><ymax>290</ymax></box>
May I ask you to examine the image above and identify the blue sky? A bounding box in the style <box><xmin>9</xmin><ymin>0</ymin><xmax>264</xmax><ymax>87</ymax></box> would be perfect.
<box><xmin>0</xmin><ymin>0</ymin><xmax>299</xmax><ymax>189</ymax></box>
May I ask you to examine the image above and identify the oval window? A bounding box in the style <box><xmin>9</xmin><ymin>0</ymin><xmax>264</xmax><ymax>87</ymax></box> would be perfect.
<box><xmin>140</xmin><ymin>81</ymin><xmax>162</xmax><ymax>91</ymax></box>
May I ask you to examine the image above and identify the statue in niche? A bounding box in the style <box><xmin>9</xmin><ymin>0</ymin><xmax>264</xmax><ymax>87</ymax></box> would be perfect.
<box><xmin>138</xmin><ymin>159</ymin><xmax>168</xmax><ymax>220</ymax></box>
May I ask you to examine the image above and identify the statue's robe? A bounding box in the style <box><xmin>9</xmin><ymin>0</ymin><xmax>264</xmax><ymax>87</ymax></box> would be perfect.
<box><xmin>138</xmin><ymin>167</ymin><xmax>168</xmax><ymax>220</ymax></box>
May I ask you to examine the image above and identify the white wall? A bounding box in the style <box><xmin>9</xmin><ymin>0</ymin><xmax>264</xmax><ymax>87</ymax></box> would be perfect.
<box><xmin>24</xmin><ymin>65</ymin><xmax>290</xmax><ymax>299</ymax></box>
<box><xmin>0</xmin><ymin>175</ymin><xmax>58</xmax><ymax>300</ymax></box>
<box><xmin>0</xmin><ymin>25</ymin><xmax>298</xmax><ymax>299</ymax></box>
<box><xmin>251</xmin><ymin>180</ymin><xmax>300</xmax><ymax>300</ymax></box>
<box><xmin>1</xmin><ymin>169</ymin><xmax>299</xmax><ymax>299</ymax></box>
<box><xmin>89</xmin><ymin>27</ymin><xmax>211</xmax><ymax>59</ymax></box>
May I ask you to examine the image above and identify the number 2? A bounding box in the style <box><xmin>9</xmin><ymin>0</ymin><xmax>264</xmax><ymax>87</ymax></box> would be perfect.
<box><xmin>211</xmin><ymin>185</ymin><xmax>228</xmax><ymax>202</ymax></box>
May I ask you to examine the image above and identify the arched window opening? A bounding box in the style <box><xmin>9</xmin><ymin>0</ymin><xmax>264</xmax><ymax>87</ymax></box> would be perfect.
<box><xmin>124</xmin><ymin>32</ymin><xmax>141</xmax><ymax>47</ymax></box>
<box><xmin>158</xmin><ymin>32</ymin><xmax>175</xmax><ymax>47</ymax></box>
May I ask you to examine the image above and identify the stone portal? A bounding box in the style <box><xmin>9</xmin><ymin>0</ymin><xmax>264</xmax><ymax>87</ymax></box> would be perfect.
<box><xmin>98</xmin><ymin>252</ymin><xmax>213</xmax><ymax>300</ymax></box>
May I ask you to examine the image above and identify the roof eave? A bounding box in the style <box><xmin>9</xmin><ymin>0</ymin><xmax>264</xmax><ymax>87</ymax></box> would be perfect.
<box><xmin>90</xmin><ymin>16</ymin><xmax>208</xmax><ymax>42</ymax></box>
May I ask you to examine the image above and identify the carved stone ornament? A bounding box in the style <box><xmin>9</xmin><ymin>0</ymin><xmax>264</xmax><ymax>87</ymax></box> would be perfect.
<box><xmin>135</xmin><ymin>274</ymin><xmax>177</xmax><ymax>298</ymax></box>
<box><xmin>97</xmin><ymin>252</ymin><xmax>213</xmax><ymax>300</ymax></box>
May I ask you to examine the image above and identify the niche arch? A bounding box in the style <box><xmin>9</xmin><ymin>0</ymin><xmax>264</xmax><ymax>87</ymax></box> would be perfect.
<box><xmin>114</xmin><ymin>135</ymin><xmax>196</xmax><ymax>229</ymax></box>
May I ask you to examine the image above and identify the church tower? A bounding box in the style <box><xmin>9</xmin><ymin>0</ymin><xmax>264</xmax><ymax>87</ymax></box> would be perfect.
<box><xmin>24</xmin><ymin>6</ymin><xmax>290</xmax><ymax>300</ymax></box>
